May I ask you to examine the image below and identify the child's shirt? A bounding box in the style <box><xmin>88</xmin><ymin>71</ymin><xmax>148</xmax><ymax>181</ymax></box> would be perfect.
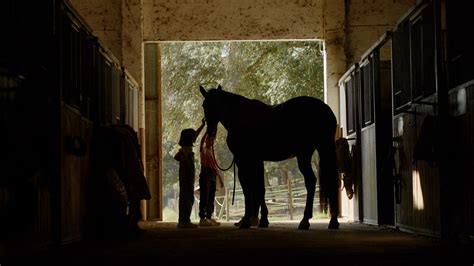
<box><xmin>200</xmin><ymin>139</ymin><xmax>218</xmax><ymax>170</ymax></box>
<box><xmin>174</xmin><ymin>146</ymin><xmax>195</xmax><ymax>183</ymax></box>
<box><xmin>199</xmin><ymin>137</ymin><xmax>223</xmax><ymax>187</ymax></box>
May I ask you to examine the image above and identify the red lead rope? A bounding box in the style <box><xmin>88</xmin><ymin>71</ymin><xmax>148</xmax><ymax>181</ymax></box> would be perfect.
<box><xmin>211</xmin><ymin>143</ymin><xmax>236</xmax><ymax>204</ymax></box>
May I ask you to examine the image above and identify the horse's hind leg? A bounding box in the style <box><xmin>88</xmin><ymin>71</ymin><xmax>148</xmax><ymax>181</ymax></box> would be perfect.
<box><xmin>256</xmin><ymin>161</ymin><xmax>269</xmax><ymax>228</ymax></box>
<box><xmin>320</xmin><ymin>144</ymin><xmax>340</xmax><ymax>230</ymax></box>
<box><xmin>296</xmin><ymin>152</ymin><xmax>317</xmax><ymax>230</ymax></box>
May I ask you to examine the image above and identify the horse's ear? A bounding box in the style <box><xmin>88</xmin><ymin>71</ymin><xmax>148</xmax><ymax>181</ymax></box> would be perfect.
<box><xmin>217</xmin><ymin>84</ymin><xmax>222</xmax><ymax>91</ymax></box>
<box><xmin>199</xmin><ymin>86</ymin><xmax>207</xmax><ymax>97</ymax></box>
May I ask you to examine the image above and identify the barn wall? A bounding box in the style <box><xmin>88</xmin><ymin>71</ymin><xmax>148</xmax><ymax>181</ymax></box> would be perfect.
<box><xmin>68</xmin><ymin>0</ymin><xmax>415</xmax><ymax>72</ymax></box>
<box><xmin>393</xmin><ymin>104</ymin><xmax>441</xmax><ymax>236</ymax></box>
<box><xmin>66</xmin><ymin>0</ymin><xmax>142</xmax><ymax>88</ymax></box>
<box><xmin>61</xmin><ymin>105</ymin><xmax>93</xmax><ymax>243</ymax></box>
<box><xmin>444</xmin><ymin>0</ymin><xmax>474</xmax><ymax>239</ymax></box>
<box><xmin>445</xmin><ymin>82</ymin><xmax>474</xmax><ymax>238</ymax></box>
<box><xmin>361</xmin><ymin>125</ymin><xmax>378</xmax><ymax>225</ymax></box>
<box><xmin>144</xmin><ymin>43</ymin><xmax>163</xmax><ymax>220</ymax></box>
<box><xmin>462</xmin><ymin>84</ymin><xmax>474</xmax><ymax>237</ymax></box>
<box><xmin>338</xmin><ymin>79</ymin><xmax>354</xmax><ymax>221</ymax></box>
<box><xmin>338</xmin><ymin>55</ymin><xmax>391</xmax><ymax>226</ymax></box>
<box><xmin>121</xmin><ymin>0</ymin><xmax>143</xmax><ymax>89</ymax></box>
<box><xmin>66</xmin><ymin>0</ymin><xmax>123</xmax><ymax>63</ymax></box>
<box><xmin>345</xmin><ymin>0</ymin><xmax>415</xmax><ymax>65</ymax></box>
<box><xmin>65</xmin><ymin>0</ymin><xmax>416</xmax><ymax>121</ymax></box>
<box><xmin>324</xmin><ymin>0</ymin><xmax>346</xmax><ymax>122</ymax></box>
<box><xmin>121</xmin><ymin>0</ymin><xmax>146</xmax><ymax>146</ymax></box>
<box><xmin>67</xmin><ymin>0</ymin><xmax>146</xmax><ymax>174</ymax></box>
<box><xmin>338</xmin><ymin>70</ymin><xmax>363</xmax><ymax>222</ymax></box>
<box><xmin>142</xmin><ymin>0</ymin><xmax>324</xmax><ymax>41</ymax></box>
<box><xmin>66</xmin><ymin>0</ymin><xmax>416</xmax><ymax>125</ymax></box>
<box><xmin>376</xmin><ymin>58</ymin><xmax>394</xmax><ymax>225</ymax></box>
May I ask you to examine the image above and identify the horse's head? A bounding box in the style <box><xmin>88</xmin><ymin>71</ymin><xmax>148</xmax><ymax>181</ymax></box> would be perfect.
<box><xmin>199</xmin><ymin>85</ymin><xmax>225</xmax><ymax>138</ymax></box>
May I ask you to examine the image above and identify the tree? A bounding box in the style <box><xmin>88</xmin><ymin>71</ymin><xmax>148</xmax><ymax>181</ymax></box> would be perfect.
<box><xmin>161</xmin><ymin>41</ymin><xmax>324</xmax><ymax>215</ymax></box>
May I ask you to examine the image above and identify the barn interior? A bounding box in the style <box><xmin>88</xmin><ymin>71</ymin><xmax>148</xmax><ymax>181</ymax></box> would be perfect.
<box><xmin>0</xmin><ymin>0</ymin><xmax>472</xmax><ymax>264</ymax></box>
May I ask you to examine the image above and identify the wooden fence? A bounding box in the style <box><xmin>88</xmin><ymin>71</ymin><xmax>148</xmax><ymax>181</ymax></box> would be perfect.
<box><xmin>207</xmin><ymin>178</ymin><xmax>321</xmax><ymax>221</ymax></box>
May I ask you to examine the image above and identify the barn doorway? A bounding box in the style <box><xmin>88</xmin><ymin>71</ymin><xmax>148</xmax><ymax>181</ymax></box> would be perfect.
<box><xmin>144</xmin><ymin>40</ymin><xmax>328</xmax><ymax>222</ymax></box>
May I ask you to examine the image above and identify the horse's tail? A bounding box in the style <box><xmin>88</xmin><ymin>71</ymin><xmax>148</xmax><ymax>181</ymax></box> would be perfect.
<box><xmin>318</xmin><ymin>136</ymin><xmax>339</xmax><ymax>216</ymax></box>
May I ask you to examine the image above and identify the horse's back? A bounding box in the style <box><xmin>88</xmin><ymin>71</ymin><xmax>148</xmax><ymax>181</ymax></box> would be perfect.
<box><xmin>227</xmin><ymin>96</ymin><xmax>337</xmax><ymax>161</ymax></box>
<box><xmin>278</xmin><ymin>96</ymin><xmax>332</xmax><ymax>113</ymax></box>
<box><xmin>273</xmin><ymin>96</ymin><xmax>336</xmax><ymax>129</ymax></box>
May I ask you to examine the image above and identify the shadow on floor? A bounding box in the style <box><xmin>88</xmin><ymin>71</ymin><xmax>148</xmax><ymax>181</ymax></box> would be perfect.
<box><xmin>2</xmin><ymin>219</ymin><xmax>472</xmax><ymax>266</ymax></box>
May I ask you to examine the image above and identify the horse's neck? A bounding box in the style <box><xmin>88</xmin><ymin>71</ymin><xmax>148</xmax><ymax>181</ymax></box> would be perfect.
<box><xmin>220</xmin><ymin>94</ymin><xmax>268</xmax><ymax>132</ymax></box>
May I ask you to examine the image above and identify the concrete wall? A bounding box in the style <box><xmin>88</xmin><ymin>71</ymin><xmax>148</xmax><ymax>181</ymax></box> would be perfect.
<box><xmin>68</xmin><ymin>0</ymin><xmax>415</xmax><ymax>122</ymax></box>
<box><xmin>323</xmin><ymin>0</ymin><xmax>346</xmax><ymax>122</ymax></box>
<box><xmin>142</xmin><ymin>0</ymin><xmax>324</xmax><ymax>41</ymax></box>
<box><xmin>122</xmin><ymin>0</ymin><xmax>143</xmax><ymax>86</ymax></box>
<box><xmin>67</xmin><ymin>0</ymin><xmax>142</xmax><ymax>86</ymax></box>
<box><xmin>67</xmin><ymin>0</ymin><xmax>123</xmax><ymax>63</ymax></box>
<box><xmin>345</xmin><ymin>0</ymin><xmax>415</xmax><ymax>65</ymax></box>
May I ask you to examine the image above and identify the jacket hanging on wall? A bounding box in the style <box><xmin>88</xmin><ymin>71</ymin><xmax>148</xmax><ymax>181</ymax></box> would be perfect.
<box><xmin>90</xmin><ymin>125</ymin><xmax>151</xmax><ymax>213</ymax></box>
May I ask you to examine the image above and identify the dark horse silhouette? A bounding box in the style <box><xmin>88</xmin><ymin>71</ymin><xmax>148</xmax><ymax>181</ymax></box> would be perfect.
<box><xmin>200</xmin><ymin>85</ymin><xmax>339</xmax><ymax>230</ymax></box>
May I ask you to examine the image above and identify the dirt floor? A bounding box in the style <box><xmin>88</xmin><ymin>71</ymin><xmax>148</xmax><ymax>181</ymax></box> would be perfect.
<box><xmin>3</xmin><ymin>219</ymin><xmax>473</xmax><ymax>266</ymax></box>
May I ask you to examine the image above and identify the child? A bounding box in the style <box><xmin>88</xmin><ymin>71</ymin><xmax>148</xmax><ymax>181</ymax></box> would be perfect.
<box><xmin>174</xmin><ymin>119</ymin><xmax>205</xmax><ymax>229</ymax></box>
<box><xmin>198</xmin><ymin>132</ymin><xmax>224</xmax><ymax>226</ymax></box>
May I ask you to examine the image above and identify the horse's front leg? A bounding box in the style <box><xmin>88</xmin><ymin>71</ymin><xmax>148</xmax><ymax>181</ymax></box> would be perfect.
<box><xmin>240</xmin><ymin>181</ymin><xmax>253</xmax><ymax>229</ymax></box>
<box><xmin>296</xmin><ymin>153</ymin><xmax>316</xmax><ymax>230</ymax></box>
<box><xmin>258</xmin><ymin>201</ymin><xmax>269</xmax><ymax>228</ymax></box>
<box><xmin>235</xmin><ymin>161</ymin><xmax>253</xmax><ymax>229</ymax></box>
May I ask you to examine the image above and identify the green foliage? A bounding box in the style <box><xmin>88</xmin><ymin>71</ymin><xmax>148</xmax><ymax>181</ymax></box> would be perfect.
<box><xmin>161</xmin><ymin>41</ymin><xmax>324</xmax><ymax>192</ymax></box>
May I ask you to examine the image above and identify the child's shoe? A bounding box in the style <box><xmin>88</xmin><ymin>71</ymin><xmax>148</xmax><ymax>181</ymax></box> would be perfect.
<box><xmin>199</xmin><ymin>218</ymin><xmax>213</xmax><ymax>227</ymax></box>
<box><xmin>208</xmin><ymin>218</ymin><xmax>221</xmax><ymax>226</ymax></box>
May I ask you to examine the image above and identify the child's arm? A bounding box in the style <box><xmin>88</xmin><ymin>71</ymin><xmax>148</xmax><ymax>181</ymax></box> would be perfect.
<box><xmin>199</xmin><ymin>132</ymin><xmax>207</xmax><ymax>152</ymax></box>
<box><xmin>195</xmin><ymin>118</ymin><xmax>206</xmax><ymax>140</ymax></box>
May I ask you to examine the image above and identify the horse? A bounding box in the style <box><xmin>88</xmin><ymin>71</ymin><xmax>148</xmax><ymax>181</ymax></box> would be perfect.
<box><xmin>199</xmin><ymin>85</ymin><xmax>339</xmax><ymax>230</ymax></box>
<box><xmin>335</xmin><ymin>137</ymin><xmax>355</xmax><ymax>200</ymax></box>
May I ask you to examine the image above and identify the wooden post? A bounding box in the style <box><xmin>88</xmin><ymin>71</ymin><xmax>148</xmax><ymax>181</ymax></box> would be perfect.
<box><xmin>287</xmin><ymin>178</ymin><xmax>294</xmax><ymax>220</ymax></box>
<box><xmin>174</xmin><ymin>190</ymin><xmax>178</xmax><ymax>212</ymax></box>
<box><xmin>194</xmin><ymin>194</ymin><xmax>199</xmax><ymax>221</ymax></box>
<box><xmin>139</xmin><ymin>128</ymin><xmax>147</xmax><ymax>221</ymax></box>
<box><xmin>225</xmin><ymin>187</ymin><xmax>230</xmax><ymax>221</ymax></box>
<box><xmin>144</xmin><ymin>43</ymin><xmax>163</xmax><ymax>220</ymax></box>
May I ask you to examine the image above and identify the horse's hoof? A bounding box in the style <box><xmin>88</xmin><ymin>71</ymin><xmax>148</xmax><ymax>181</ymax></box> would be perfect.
<box><xmin>236</xmin><ymin>217</ymin><xmax>252</xmax><ymax>229</ymax></box>
<box><xmin>298</xmin><ymin>219</ymin><xmax>310</xmax><ymax>230</ymax></box>
<box><xmin>250</xmin><ymin>217</ymin><xmax>259</xmax><ymax>227</ymax></box>
<box><xmin>234</xmin><ymin>217</ymin><xmax>246</xmax><ymax>227</ymax></box>
<box><xmin>258</xmin><ymin>218</ymin><xmax>269</xmax><ymax>228</ymax></box>
<box><xmin>328</xmin><ymin>219</ymin><xmax>339</xmax><ymax>230</ymax></box>
<box><xmin>239</xmin><ymin>219</ymin><xmax>251</xmax><ymax>229</ymax></box>
<box><xmin>235</xmin><ymin>217</ymin><xmax>258</xmax><ymax>228</ymax></box>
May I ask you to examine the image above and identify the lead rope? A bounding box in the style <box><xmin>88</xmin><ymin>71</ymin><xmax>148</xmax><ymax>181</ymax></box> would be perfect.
<box><xmin>211</xmin><ymin>144</ymin><xmax>237</xmax><ymax>204</ymax></box>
